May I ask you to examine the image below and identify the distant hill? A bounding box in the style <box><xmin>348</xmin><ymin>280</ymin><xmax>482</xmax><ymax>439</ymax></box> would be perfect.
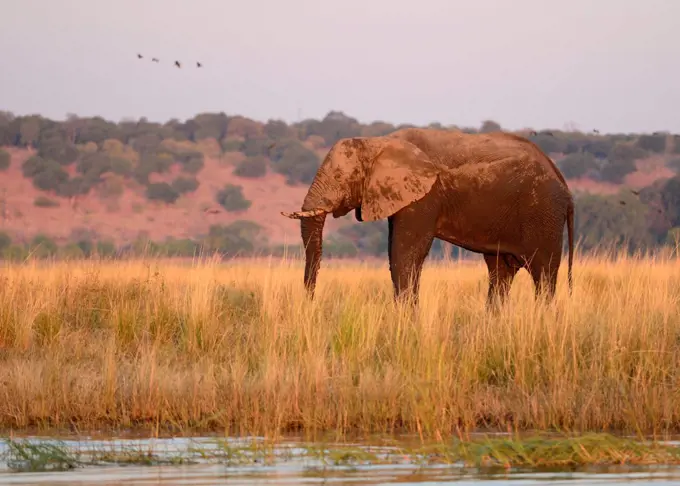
<box><xmin>1</xmin><ymin>110</ymin><xmax>680</xmax><ymax>259</ymax></box>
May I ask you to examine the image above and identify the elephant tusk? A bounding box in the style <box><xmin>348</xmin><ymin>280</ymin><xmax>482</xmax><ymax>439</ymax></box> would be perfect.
<box><xmin>281</xmin><ymin>209</ymin><xmax>327</xmax><ymax>219</ymax></box>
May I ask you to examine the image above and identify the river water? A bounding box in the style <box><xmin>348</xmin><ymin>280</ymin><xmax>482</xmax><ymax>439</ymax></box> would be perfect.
<box><xmin>1</xmin><ymin>435</ymin><xmax>679</xmax><ymax>485</ymax></box>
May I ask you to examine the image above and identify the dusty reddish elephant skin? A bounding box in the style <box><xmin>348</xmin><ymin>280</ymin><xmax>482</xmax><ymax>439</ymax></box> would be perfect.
<box><xmin>281</xmin><ymin>128</ymin><xmax>575</xmax><ymax>309</ymax></box>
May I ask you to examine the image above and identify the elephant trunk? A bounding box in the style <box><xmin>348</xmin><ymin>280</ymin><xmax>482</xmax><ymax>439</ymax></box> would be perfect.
<box><xmin>300</xmin><ymin>213</ymin><xmax>327</xmax><ymax>297</ymax></box>
<box><xmin>281</xmin><ymin>160</ymin><xmax>346</xmax><ymax>297</ymax></box>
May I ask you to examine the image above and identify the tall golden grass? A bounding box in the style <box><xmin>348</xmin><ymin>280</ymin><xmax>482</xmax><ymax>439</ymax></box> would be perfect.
<box><xmin>0</xmin><ymin>251</ymin><xmax>679</xmax><ymax>438</ymax></box>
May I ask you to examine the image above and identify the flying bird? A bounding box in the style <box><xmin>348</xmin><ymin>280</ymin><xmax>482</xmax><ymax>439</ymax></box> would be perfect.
<box><xmin>174</xmin><ymin>61</ymin><xmax>181</xmax><ymax>68</ymax></box>
<box><xmin>630</xmin><ymin>189</ymin><xmax>640</xmax><ymax>196</ymax></box>
<box><xmin>592</xmin><ymin>129</ymin><xmax>600</xmax><ymax>134</ymax></box>
<box><xmin>152</xmin><ymin>58</ymin><xmax>159</xmax><ymax>63</ymax></box>
<box><xmin>204</xmin><ymin>207</ymin><xmax>221</xmax><ymax>215</ymax></box>
<box><xmin>137</xmin><ymin>53</ymin><xmax>143</xmax><ymax>59</ymax></box>
<box><xmin>619</xmin><ymin>200</ymin><xmax>626</xmax><ymax>206</ymax></box>
<box><xmin>196</xmin><ymin>61</ymin><xmax>202</xmax><ymax>67</ymax></box>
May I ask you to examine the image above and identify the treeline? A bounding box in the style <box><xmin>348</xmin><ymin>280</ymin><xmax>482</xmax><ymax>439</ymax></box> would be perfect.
<box><xmin>0</xmin><ymin>222</ymin><xmax>463</xmax><ymax>261</ymax></box>
<box><xmin>2</xmin><ymin>110</ymin><xmax>680</xmax><ymax>257</ymax></box>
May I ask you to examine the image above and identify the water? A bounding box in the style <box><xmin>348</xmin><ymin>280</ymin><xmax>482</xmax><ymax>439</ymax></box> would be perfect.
<box><xmin>1</xmin><ymin>435</ymin><xmax>680</xmax><ymax>485</ymax></box>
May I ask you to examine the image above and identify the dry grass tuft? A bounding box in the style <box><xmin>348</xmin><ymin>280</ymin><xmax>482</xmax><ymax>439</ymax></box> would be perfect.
<box><xmin>0</xmin><ymin>252</ymin><xmax>679</xmax><ymax>438</ymax></box>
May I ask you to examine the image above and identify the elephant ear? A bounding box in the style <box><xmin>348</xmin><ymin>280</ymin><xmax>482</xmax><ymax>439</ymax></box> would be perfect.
<box><xmin>360</xmin><ymin>139</ymin><xmax>440</xmax><ymax>222</ymax></box>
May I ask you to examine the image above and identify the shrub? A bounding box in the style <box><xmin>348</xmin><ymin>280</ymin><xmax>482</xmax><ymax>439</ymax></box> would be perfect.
<box><xmin>146</xmin><ymin>182</ymin><xmax>180</xmax><ymax>203</ymax></box>
<box><xmin>479</xmin><ymin>120</ymin><xmax>502</xmax><ymax>133</ymax></box>
<box><xmin>30</xmin><ymin>234</ymin><xmax>58</xmax><ymax>258</ymax></box>
<box><xmin>203</xmin><ymin>221</ymin><xmax>263</xmax><ymax>255</ymax></box>
<box><xmin>268</xmin><ymin>138</ymin><xmax>304</xmax><ymax>162</ymax></box>
<box><xmin>77</xmin><ymin>152</ymin><xmax>112</xmax><ymax>178</ymax></box>
<box><xmin>215</xmin><ymin>184</ymin><xmax>251</xmax><ymax>212</ymax></box>
<box><xmin>110</xmin><ymin>157</ymin><xmax>133</xmax><ymax>176</ymax></box>
<box><xmin>221</xmin><ymin>138</ymin><xmax>244</xmax><ymax>152</ymax></box>
<box><xmin>273</xmin><ymin>143</ymin><xmax>320</xmax><ymax>184</ymax></box>
<box><xmin>171</xmin><ymin>176</ymin><xmax>199</xmax><ymax>194</ymax></box>
<box><xmin>172</xmin><ymin>150</ymin><xmax>205</xmax><ymax>174</ymax></box>
<box><xmin>338</xmin><ymin>220</ymin><xmax>389</xmax><ymax>256</ymax></box>
<box><xmin>33</xmin><ymin>165</ymin><xmax>69</xmax><ymax>192</ymax></box>
<box><xmin>531</xmin><ymin>134</ymin><xmax>566</xmax><ymax>155</ymax></box>
<box><xmin>182</xmin><ymin>156</ymin><xmax>204</xmax><ymax>174</ymax></box>
<box><xmin>159</xmin><ymin>237</ymin><xmax>201</xmax><ymax>257</ymax></box>
<box><xmin>96</xmin><ymin>174</ymin><xmax>125</xmax><ymax>200</ymax></box>
<box><xmin>599</xmin><ymin>143</ymin><xmax>644</xmax><ymax>183</ymax></box>
<box><xmin>234</xmin><ymin>155</ymin><xmax>268</xmax><ymax>178</ymax></box>
<box><xmin>95</xmin><ymin>240</ymin><xmax>117</xmax><ymax>257</ymax></box>
<box><xmin>582</xmin><ymin>139</ymin><xmax>614</xmax><ymax>159</ymax></box>
<box><xmin>558</xmin><ymin>153</ymin><xmax>598</xmax><ymax>179</ymax></box>
<box><xmin>636</xmin><ymin>134</ymin><xmax>666</xmax><ymax>153</ymax></box>
<box><xmin>22</xmin><ymin>155</ymin><xmax>55</xmax><ymax>177</ymax></box>
<box><xmin>134</xmin><ymin>153</ymin><xmax>174</xmax><ymax>183</ymax></box>
<box><xmin>131</xmin><ymin>133</ymin><xmax>163</xmax><ymax>154</ymax></box>
<box><xmin>57</xmin><ymin>176</ymin><xmax>92</xmax><ymax>197</ymax></box>
<box><xmin>610</xmin><ymin>142</ymin><xmax>647</xmax><ymax>162</ymax></box>
<box><xmin>34</xmin><ymin>196</ymin><xmax>60</xmax><ymax>208</ymax></box>
<box><xmin>324</xmin><ymin>236</ymin><xmax>358</xmax><ymax>258</ymax></box>
<box><xmin>2</xmin><ymin>244</ymin><xmax>27</xmax><ymax>262</ymax></box>
<box><xmin>0</xmin><ymin>231</ymin><xmax>11</xmax><ymax>251</ymax></box>
<box><xmin>0</xmin><ymin>149</ymin><xmax>10</xmax><ymax>171</ymax></box>
<box><xmin>37</xmin><ymin>140</ymin><xmax>79</xmax><ymax>165</ymax></box>
<box><xmin>264</xmin><ymin>119</ymin><xmax>294</xmax><ymax>139</ymax></box>
<box><xmin>360</xmin><ymin>122</ymin><xmax>396</xmax><ymax>137</ymax></box>
<box><xmin>242</xmin><ymin>136</ymin><xmax>274</xmax><ymax>157</ymax></box>
<box><xmin>58</xmin><ymin>243</ymin><xmax>85</xmax><ymax>260</ymax></box>
<box><xmin>667</xmin><ymin>157</ymin><xmax>680</xmax><ymax>171</ymax></box>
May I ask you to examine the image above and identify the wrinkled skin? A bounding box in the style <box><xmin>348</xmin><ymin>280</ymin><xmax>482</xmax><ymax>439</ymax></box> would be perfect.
<box><xmin>281</xmin><ymin>129</ymin><xmax>574</xmax><ymax>309</ymax></box>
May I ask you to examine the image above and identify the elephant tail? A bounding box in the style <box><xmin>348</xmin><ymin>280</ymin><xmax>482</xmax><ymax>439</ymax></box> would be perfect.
<box><xmin>566</xmin><ymin>200</ymin><xmax>574</xmax><ymax>294</ymax></box>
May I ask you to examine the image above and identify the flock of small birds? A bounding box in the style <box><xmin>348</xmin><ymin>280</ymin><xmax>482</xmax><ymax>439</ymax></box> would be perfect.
<box><xmin>137</xmin><ymin>53</ymin><xmax>202</xmax><ymax>68</ymax></box>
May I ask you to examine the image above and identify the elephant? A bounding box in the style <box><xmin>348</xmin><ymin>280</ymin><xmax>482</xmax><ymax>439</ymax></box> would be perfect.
<box><xmin>281</xmin><ymin>128</ymin><xmax>574</xmax><ymax>309</ymax></box>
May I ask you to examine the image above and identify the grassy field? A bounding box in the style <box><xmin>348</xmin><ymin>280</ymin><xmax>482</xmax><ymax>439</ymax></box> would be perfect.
<box><xmin>0</xmin><ymin>252</ymin><xmax>679</xmax><ymax>439</ymax></box>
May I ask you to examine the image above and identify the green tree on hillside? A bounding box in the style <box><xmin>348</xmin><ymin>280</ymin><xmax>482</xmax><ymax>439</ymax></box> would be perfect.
<box><xmin>599</xmin><ymin>142</ymin><xmax>647</xmax><ymax>183</ymax></box>
<box><xmin>271</xmin><ymin>142</ymin><xmax>320</xmax><ymax>184</ymax></box>
<box><xmin>215</xmin><ymin>184</ymin><xmax>251</xmax><ymax>212</ymax></box>
<box><xmin>558</xmin><ymin>153</ymin><xmax>598</xmax><ymax>179</ymax></box>
<box><xmin>300</xmin><ymin>111</ymin><xmax>362</xmax><ymax>146</ymax></box>
<box><xmin>234</xmin><ymin>155</ymin><xmax>268</xmax><ymax>178</ymax></box>
<box><xmin>0</xmin><ymin>231</ymin><xmax>11</xmax><ymax>252</ymax></box>
<box><xmin>146</xmin><ymin>182</ymin><xmax>180</xmax><ymax>203</ymax></box>
<box><xmin>573</xmin><ymin>192</ymin><xmax>655</xmax><ymax>252</ymax></box>
<box><xmin>264</xmin><ymin>119</ymin><xmax>294</xmax><ymax>140</ymax></box>
<box><xmin>202</xmin><ymin>221</ymin><xmax>265</xmax><ymax>255</ymax></box>
<box><xmin>171</xmin><ymin>176</ymin><xmax>199</xmax><ymax>194</ymax></box>
<box><xmin>636</xmin><ymin>134</ymin><xmax>666</xmax><ymax>153</ymax></box>
<box><xmin>480</xmin><ymin>120</ymin><xmax>502</xmax><ymax>133</ymax></box>
<box><xmin>0</xmin><ymin>149</ymin><xmax>9</xmax><ymax>171</ymax></box>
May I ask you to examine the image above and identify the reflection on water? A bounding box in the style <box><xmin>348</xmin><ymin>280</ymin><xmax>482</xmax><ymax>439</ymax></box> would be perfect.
<box><xmin>0</xmin><ymin>435</ymin><xmax>679</xmax><ymax>485</ymax></box>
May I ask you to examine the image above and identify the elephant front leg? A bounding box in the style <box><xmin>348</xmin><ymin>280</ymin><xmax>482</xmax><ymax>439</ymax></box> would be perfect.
<box><xmin>483</xmin><ymin>253</ymin><xmax>519</xmax><ymax>312</ymax></box>
<box><xmin>388</xmin><ymin>213</ymin><xmax>436</xmax><ymax>305</ymax></box>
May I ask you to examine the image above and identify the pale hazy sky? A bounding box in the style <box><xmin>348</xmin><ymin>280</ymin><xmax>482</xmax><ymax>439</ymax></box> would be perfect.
<box><xmin>1</xmin><ymin>0</ymin><xmax>679</xmax><ymax>133</ymax></box>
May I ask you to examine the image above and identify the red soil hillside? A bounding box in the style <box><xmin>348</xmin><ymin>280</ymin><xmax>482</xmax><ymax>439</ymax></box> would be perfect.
<box><xmin>554</xmin><ymin>154</ymin><xmax>676</xmax><ymax>195</ymax></box>
<box><xmin>0</xmin><ymin>147</ymin><xmax>349</xmax><ymax>246</ymax></box>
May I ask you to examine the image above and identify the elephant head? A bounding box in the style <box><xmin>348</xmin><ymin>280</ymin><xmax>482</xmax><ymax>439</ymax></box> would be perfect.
<box><xmin>281</xmin><ymin>136</ymin><xmax>441</xmax><ymax>297</ymax></box>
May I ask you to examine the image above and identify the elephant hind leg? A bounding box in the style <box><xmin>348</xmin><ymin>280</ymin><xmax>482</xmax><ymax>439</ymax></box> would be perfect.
<box><xmin>526</xmin><ymin>249</ymin><xmax>562</xmax><ymax>303</ymax></box>
<box><xmin>483</xmin><ymin>253</ymin><xmax>520</xmax><ymax>311</ymax></box>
